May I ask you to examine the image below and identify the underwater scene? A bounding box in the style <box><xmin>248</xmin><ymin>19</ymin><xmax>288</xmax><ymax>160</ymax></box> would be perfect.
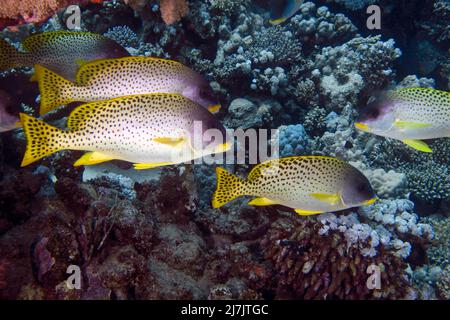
<box><xmin>0</xmin><ymin>0</ymin><xmax>448</xmax><ymax>301</ymax></box>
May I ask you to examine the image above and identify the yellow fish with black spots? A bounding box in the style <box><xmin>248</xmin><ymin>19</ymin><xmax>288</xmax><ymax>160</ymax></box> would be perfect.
<box><xmin>0</xmin><ymin>31</ymin><xmax>129</xmax><ymax>82</ymax></box>
<box><xmin>20</xmin><ymin>94</ymin><xmax>231</xmax><ymax>169</ymax></box>
<box><xmin>34</xmin><ymin>56</ymin><xmax>221</xmax><ymax>115</ymax></box>
<box><xmin>355</xmin><ymin>88</ymin><xmax>450</xmax><ymax>153</ymax></box>
<box><xmin>212</xmin><ymin>156</ymin><xmax>377</xmax><ymax>215</ymax></box>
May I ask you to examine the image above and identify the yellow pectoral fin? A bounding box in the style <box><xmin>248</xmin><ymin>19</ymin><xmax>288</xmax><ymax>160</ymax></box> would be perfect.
<box><xmin>295</xmin><ymin>209</ymin><xmax>324</xmax><ymax>216</ymax></box>
<box><xmin>402</xmin><ymin>139</ymin><xmax>432</xmax><ymax>153</ymax></box>
<box><xmin>134</xmin><ymin>162</ymin><xmax>175</xmax><ymax>170</ymax></box>
<box><xmin>153</xmin><ymin>137</ymin><xmax>186</xmax><ymax>148</ymax></box>
<box><xmin>362</xmin><ymin>197</ymin><xmax>377</xmax><ymax>206</ymax></box>
<box><xmin>355</xmin><ymin>122</ymin><xmax>369</xmax><ymax>131</ymax></box>
<box><xmin>394</xmin><ymin>121</ymin><xmax>431</xmax><ymax>130</ymax></box>
<box><xmin>248</xmin><ymin>197</ymin><xmax>278</xmax><ymax>206</ymax></box>
<box><xmin>310</xmin><ymin>193</ymin><xmax>341</xmax><ymax>205</ymax></box>
<box><xmin>74</xmin><ymin>152</ymin><xmax>115</xmax><ymax>167</ymax></box>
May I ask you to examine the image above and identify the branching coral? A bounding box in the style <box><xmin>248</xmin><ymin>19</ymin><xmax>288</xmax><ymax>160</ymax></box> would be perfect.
<box><xmin>262</xmin><ymin>218</ymin><xmax>414</xmax><ymax>299</ymax></box>
<box><xmin>104</xmin><ymin>25</ymin><xmax>139</xmax><ymax>48</ymax></box>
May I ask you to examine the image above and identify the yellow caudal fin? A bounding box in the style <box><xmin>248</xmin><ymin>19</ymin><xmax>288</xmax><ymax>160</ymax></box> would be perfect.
<box><xmin>34</xmin><ymin>64</ymin><xmax>78</xmax><ymax>116</ymax></box>
<box><xmin>212</xmin><ymin>167</ymin><xmax>248</xmax><ymax>208</ymax></box>
<box><xmin>20</xmin><ymin>113</ymin><xmax>67</xmax><ymax>167</ymax></box>
<box><xmin>0</xmin><ymin>39</ymin><xmax>25</xmax><ymax>71</ymax></box>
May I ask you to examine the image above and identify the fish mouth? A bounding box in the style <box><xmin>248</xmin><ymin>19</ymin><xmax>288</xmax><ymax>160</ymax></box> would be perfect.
<box><xmin>355</xmin><ymin>122</ymin><xmax>370</xmax><ymax>131</ymax></box>
<box><xmin>207</xmin><ymin>104</ymin><xmax>222</xmax><ymax>114</ymax></box>
<box><xmin>361</xmin><ymin>197</ymin><xmax>377</xmax><ymax>206</ymax></box>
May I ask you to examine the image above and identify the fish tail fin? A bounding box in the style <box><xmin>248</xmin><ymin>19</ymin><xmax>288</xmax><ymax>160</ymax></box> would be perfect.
<box><xmin>212</xmin><ymin>167</ymin><xmax>248</xmax><ymax>208</ymax></box>
<box><xmin>34</xmin><ymin>64</ymin><xmax>78</xmax><ymax>116</ymax></box>
<box><xmin>20</xmin><ymin>113</ymin><xmax>68</xmax><ymax>167</ymax></box>
<box><xmin>0</xmin><ymin>39</ymin><xmax>24</xmax><ymax>71</ymax></box>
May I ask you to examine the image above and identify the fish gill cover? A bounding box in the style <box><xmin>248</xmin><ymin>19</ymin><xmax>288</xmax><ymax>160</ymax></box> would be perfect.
<box><xmin>0</xmin><ymin>0</ymin><xmax>448</xmax><ymax>301</ymax></box>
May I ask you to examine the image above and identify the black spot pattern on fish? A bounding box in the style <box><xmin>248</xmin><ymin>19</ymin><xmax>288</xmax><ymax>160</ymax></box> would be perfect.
<box><xmin>246</xmin><ymin>156</ymin><xmax>349</xmax><ymax>203</ymax></box>
<box><xmin>25</xmin><ymin>31</ymin><xmax>129</xmax><ymax>81</ymax></box>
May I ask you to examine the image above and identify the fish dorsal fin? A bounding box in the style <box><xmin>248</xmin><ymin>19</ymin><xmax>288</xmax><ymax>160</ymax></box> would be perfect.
<box><xmin>310</xmin><ymin>193</ymin><xmax>341</xmax><ymax>205</ymax></box>
<box><xmin>295</xmin><ymin>209</ymin><xmax>324</xmax><ymax>216</ymax></box>
<box><xmin>248</xmin><ymin>197</ymin><xmax>278</xmax><ymax>206</ymax></box>
<box><xmin>23</xmin><ymin>31</ymin><xmax>98</xmax><ymax>52</ymax></box>
<box><xmin>67</xmin><ymin>101</ymin><xmax>105</xmax><ymax>131</ymax></box>
<box><xmin>402</xmin><ymin>139</ymin><xmax>433</xmax><ymax>153</ymax></box>
<box><xmin>248</xmin><ymin>156</ymin><xmax>341</xmax><ymax>181</ymax></box>
<box><xmin>75</xmin><ymin>56</ymin><xmax>184</xmax><ymax>85</ymax></box>
<box><xmin>394</xmin><ymin>87</ymin><xmax>450</xmax><ymax>106</ymax></box>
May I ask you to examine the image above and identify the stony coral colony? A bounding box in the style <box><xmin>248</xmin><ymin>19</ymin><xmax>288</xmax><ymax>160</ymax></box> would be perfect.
<box><xmin>0</xmin><ymin>0</ymin><xmax>448</xmax><ymax>300</ymax></box>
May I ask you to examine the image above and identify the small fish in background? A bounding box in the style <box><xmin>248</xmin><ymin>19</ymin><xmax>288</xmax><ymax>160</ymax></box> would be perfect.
<box><xmin>269</xmin><ymin>0</ymin><xmax>303</xmax><ymax>25</ymax></box>
<box><xmin>0</xmin><ymin>89</ymin><xmax>20</xmax><ymax>132</ymax></box>
<box><xmin>35</xmin><ymin>56</ymin><xmax>222</xmax><ymax>116</ymax></box>
<box><xmin>212</xmin><ymin>156</ymin><xmax>377</xmax><ymax>215</ymax></box>
<box><xmin>355</xmin><ymin>88</ymin><xmax>450</xmax><ymax>153</ymax></box>
<box><xmin>0</xmin><ymin>31</ymin><xmax>130</xmax><ymax>82</ymax></box>
<box><xmin>20</xmin><ymin>93</ymin><xmax>231</xmax><ymax>169</ymax></box>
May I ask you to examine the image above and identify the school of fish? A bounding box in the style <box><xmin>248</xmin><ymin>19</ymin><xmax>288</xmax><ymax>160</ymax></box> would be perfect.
<box><xmin>0</xmin><ymin>28</ymin><xmax>448</xmax><ymax>216</ymax></box>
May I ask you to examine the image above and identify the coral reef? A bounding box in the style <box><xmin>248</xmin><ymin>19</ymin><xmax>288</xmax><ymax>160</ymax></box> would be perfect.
<box><xmin>0</xmin><ymin>0</ymin><xmax>448</xmax><ymax>301</ymax></box>
<box><xmin>262</xmin><ymin>216</ymin><xmax>414</xmax><ymax>299</ymax></box>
